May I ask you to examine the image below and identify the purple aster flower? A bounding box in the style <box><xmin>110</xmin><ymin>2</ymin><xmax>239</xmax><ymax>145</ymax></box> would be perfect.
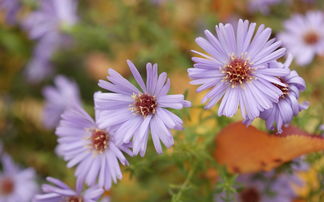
<box><xmin>42</xmin><ymin>75</ymin><xmax>81</xmax><ymax>129</ymax></box>
<box><xmin>0</xmin><ymin>0</ymin><xmax>20</xmax><ymax>25</ymax></box>
<box><xmin>188</xmin><ymin>19</ymin><xmax>288</xmax><ymax>121</ymax></box>
<box><xmin>23</xmin><ymin>0</ymin><xmax>78</xmax><ymax>41</ymax></box>
<box><xmin>0</xmin><ymin>154</ymin><xmax>38</xmax><ymax>202</ymax></box>
<box><xmin>248</xmin><ymin>0</ymin><xmax>281</xmax><ymax>14</ymax></box>
<box><xmin>215</xmin><ymin>159</ymin><xmax>307</xmax><ymax>202</ymax></box>
<box><xmin>279</xmin><ymin>11</ymin><xmax>324</xmax><ymax>66</ymax></box>
<box><xmin>34</xmin><ymin>177</ymin><xmax>104</xmax><ymax>202</ymax></box>
<box><xmin>94</xmin><ymin>60</ymin><xmax>191</xmax><ymax>156</ymax></box>
<box><xmin>55</xmin><ymin>105</ymin><xmax>132</xmax><ymax>189</ymax></box>
<box><xmin>23</xmin><ymin>0</ymin><xmax>78</xmax><ymax>81</ymax></box>
<box><xmin>258</xmin><ymin>56</ymin><xmax>308</xmax><ymax>133</ymax></box>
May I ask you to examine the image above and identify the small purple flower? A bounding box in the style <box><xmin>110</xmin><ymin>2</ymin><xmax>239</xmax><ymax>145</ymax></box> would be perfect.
<box><xmin>248</xmin><ymin>0</ymin><xmax>281</xmax><ymax>14</ymax></box>
<box><xmin>42</xmin><ymin>75</ymin><xmax>81</xmax><ymax>129</ymax></box>
<box><xmin>23</xmin><ymin>0</ymin><xmax>78</xmax><ymax>41</ymax></box>
<box><xmin>232</xmin><ymin>159</ymin><xmax>307</xmax><ymax>202</ymax></box>
<box><xmin>188</xmin><ymin>19</ymin><xmax>288</xmax><ymax>121</ymax></box>
<box><xmin>55</xmin><ymin>105</ymin><xmax>132</xmax><ymax>189</ymax></box>
<box><xmin>23</xmin><ymin>0</ymin><xmax>78</xmax><ymax>81</ymax></box>
<box><xmin>258</xmin><ymin>56</ymin><xmax>308</xmax><ymax>133</ymax></box>
<box><xmin>0</xmin><ymin>0</ymin><xmax>20</xmax><ymax>25</ymax></box>
<box><xmin>34</xmin><ymin>177</ymin><xmax>104</xmax><ymax>202</ymax></box>
<box><xmin>279</xmin><ymin>11</ymin><xmax>324</xmax><ymax>66</ymax></box>
<box><xmin>95</xmin><ymin>60</ymin><xmax>191</xmax><ymax>156</ymax></box>
<box><xmin>0</xmin><ymin>154</ymin><xmax>38</xmax><ymax>202</ymax></box>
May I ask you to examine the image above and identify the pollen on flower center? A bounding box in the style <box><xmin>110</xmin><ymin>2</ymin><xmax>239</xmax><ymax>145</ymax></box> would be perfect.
<box><xmin>239</xmin><ymin>187</ymin><xmax>260</xmax><ymax>202</ymax></box>
<box><xmin>91</xmin><ymin>129</ymin><xmax>109</xmax><ymax>153</ymax></box>
<box><xmin>303</xmin><ymin>31</ymin><xmax>319</xmax><ymax>45</ymax></box>
<box><xmin>223</xmin><ymin>57</ymin><xmax>253</xmax><ymax>87</ymax></box>
<box><xmin>0</xmin><ymin>177</ymin><xmax>15</xmax><ymax>195</ymax></box>
<box><xmin>131</xmin><ymin>93</ymin><xmax>157</xmax><ymax>117</ymax></box>
<box><xmin>66</xmin><ymin>196</ymin><xmax>84</xmax><ymax>202</ymax></box>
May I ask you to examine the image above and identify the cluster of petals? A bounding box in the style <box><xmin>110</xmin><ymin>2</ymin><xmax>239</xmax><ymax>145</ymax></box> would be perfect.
<box><xmin>0</xmin><ymin>153</ymin><xmax>38</xmax><ymax>202</ymax></box>
<box><xmin>43</xmin><ymin>75</ymin><xmax>81</xmax><ymax>129</ymax></box>
<box><xmin>258</xmin><ymin>57</ymin><xmax>308</xmax><ymax>133</ymax></box>
<box><xmin>188</xmin><ymin>19</ymin><xmax>288</xmax><ymax>121</ymax></box>
<box><xmin>23</xmin><ymin>0</ymin><xmax>78</xmax><ymax>82</ymax></box>
<box><xmin>188</xmin><ymin>19</ymin><xmax>307</xmax><ymax>132</ymax></box>
<box><xmin>53</xmin><ymin>60</ymin><xmax>190</xmax><ymax>194</ymax></box>
<box><xmin>279</xmin><ymin>11</ymin><xmax>324</xmax><ymax>66</ymax></box>
<box><xmin>56</xmin><ymin>106</ymin><xmax>132</xmax><ymax>190</ymax></box>
<box><xmin>34</xmin><ymin>177</ymin><xmax>104</xmax><ymax>202</ymax></box>
<box><xmin>95</xmin><ymin>60</ymin><xmax>191</xmax><ymax>156</ymax></box>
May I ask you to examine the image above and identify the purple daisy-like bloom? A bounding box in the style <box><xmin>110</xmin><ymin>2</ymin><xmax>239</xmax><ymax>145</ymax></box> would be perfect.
<box><xmin>258</xmin><ymin>56</ymin><xmax>308</xmax><ymax>133</ymax></box>
<box><xmin>248</xmin><ymin>0</ymin><xmax>281</xmax><ymax>14</ymax></box>
<box><xmin>23</xmin><ymin>0</ymin><xmax>78</xmax><ymax>41</ymax></box>
<box><xmin>34</xmin><ymin>177</ymin><xmax>104</xmax><ymax>202</ymax></box>
<box><xmin>94</xmin><ymin>60</ymin><xmax>191</xmax><ymax>156</ymax></box>
<box><xmin>23</xmin><ymin>0</ymin><xmax>78</xmax><ymax>81</ymax></box>
<box><xmin>42</xmin><ymin>75</ymin><xmax>81</xmax><ymax>129</ymax></box>
<box><xmin>215</xmin><ymin>158</ymin><xmax>307</xmax><ymax>202</ymax></box>
<box><xmin>279</xmin><ymin>11</ymin><xmax>324</xmax><ymax>66</ymax></box>
<box><xmin>0</xmin><ymin>0</ymin><xmax>20</xmax><ymax>25</ymax></box>
<box><xmin>0</xmin><ymin>154</ymin><xmax>38</xmax><ymax>202</ymax></box>
<box><xmin>55</xmin><ymin>105</ymin><xmax>132</xmax><ymax>189</ymax></box>
<box><xmin>188</xmin><ymin>19</ymin><xmax>288</xmax><ymax>121</ymax></box>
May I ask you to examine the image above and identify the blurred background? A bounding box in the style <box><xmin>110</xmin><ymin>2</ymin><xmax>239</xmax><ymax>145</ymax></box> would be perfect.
<box><xmin>0</xmin><ymin>0</ymin><xmax>324</xmax><ymax>201</ymax></box>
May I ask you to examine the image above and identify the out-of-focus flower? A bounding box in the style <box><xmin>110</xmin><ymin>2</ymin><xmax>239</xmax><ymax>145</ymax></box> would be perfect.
<box><xmin>23</xmin><ymin>0</ymin><xmax>78</xmax><ymax>82</ymax></box>
<box><xmin>0</xmin><ymin>0</ymin><xmax>20</xmax><ymax>25</ymax></box>
<box><xmin>188</xmin><ymin>19</ymin><xmax>288</xmax><ymax>121</ymax></box>
<box><xmin>248</xmin><ymin>0</ymin><xmax>281</xmax><ymax>14</ymax></box>
<box><xmin>279</xmin><ymin>11</ymin><xmax>324</xmax><ymax>66</ymax></box>
<box><xmin>42</xmin><ymin>75</ymin><xmax>81</xmax><ymax>129</ymax></box>
<box><xmin>23</xmin><ymin>0</ymin><xmax>77</xmax><ymax>41</ymax></box>
<box><xmin>215</xmin><ymin>158</ymin><xmax>308</xmax><ymax>202</ymax></box>
<box><xmin>34</xmin><ymin>177</ymin><xmax>104</xmax><ymax>202</ymax></box>
<box><xmin>95</xmin><ymin>60</ymin><xmax>191</xmax><ymax>156</ymax></box>
<box><xmin>25</xmin><ymin>55</ymin><xmax>53</xmax><ymax>83</ymax></box>
<box><xmin>0</xmin><ymin>154</ymin><xmax>38</xmax><ymax>202</ymax></box>
<box><xmin>55</xmin><ymin>105</ymin><xmax>132</xmax><ymax>190</ymax></box>
<box><xmin>246</xmin><ymin>55</ymin><xmax>308</xmax><ymax>133</ymax></box>
<box><xmin>320</xmin><ymin>125</ymin><xmax>324</xmax><ymax>131</ymax></box>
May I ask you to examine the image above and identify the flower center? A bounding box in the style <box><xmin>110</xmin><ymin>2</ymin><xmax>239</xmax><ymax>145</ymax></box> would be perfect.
<box><xmin>273</xmin><ymin>79</ymin><xmax>289</xmax><ymax>99</ymax></box>
<box><xmin>0</xmin><ymin>177</ymin><xmax>14</xmax><ymax>195</ymax></box>
<box><xmin>223</xmin><ymin>57</ymin><xmax>253</xmax><ymax>87</ymax></box>
<box><xmin>131</xmin><ymin>93</ymin><xmax>157</xmax><ymax>117</ymax></box>
<box><xmin>239</xmin><ymin>187</ymin><xmax>260</xmax><ymax>202</ymax></box>
<box><xmin>66</xmin><ymin>196</ymin><xmax>84</xmax><ymax>202</ymax></box>
<box><xmin>303</xmin><ymin>31</ymin><xmax>319</xmax><ymax>45</ymax></box>
<box><xmin>91</xmin><ymin>129</ymin><xmax>109</xmax><ymax>153</ymax></box>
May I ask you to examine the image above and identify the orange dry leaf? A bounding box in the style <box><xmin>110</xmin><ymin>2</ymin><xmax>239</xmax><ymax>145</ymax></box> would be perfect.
<box><xmin>214</xmin><ymin>122</ymin><xmax>324</xmax><ymax>174</ymax></box>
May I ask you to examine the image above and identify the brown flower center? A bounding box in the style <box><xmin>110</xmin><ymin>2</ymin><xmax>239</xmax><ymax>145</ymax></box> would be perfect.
<box><xmin>273</xmin><ymin>79</ymin><xmax>289</xmax><ymax>99</ymax></box>
<box><xmin>223</xmin><ymin>57</ymin><xmax>253</xmax><ymax>87</ymax></box>
<box><xmin>131</xmin><ymin>93</ymin><xmax>157</xmax><ymax>117</ymax></box>
<box><xmin>239</xmin><ymin>187</ymin><xmax>260</xmax><ymax>202</ymax></box>
<box><xmin>0</xmin><ymin>177</ymin><xmax>15</xmax><ymax>195</ymax></box>
<box><xmin>91</xmin><ymin>129</ymin><xmax>109</xmax><ymax>153</ymax></box>
<box><xmin>303</xmin><ymin>31</ymin><xmax>319</xmax><ymax>45</ymax></box>
<box><xmin>66</xmin><ymin>196</ymin><xmax>84</xmax><ymax>202</ymax></box>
